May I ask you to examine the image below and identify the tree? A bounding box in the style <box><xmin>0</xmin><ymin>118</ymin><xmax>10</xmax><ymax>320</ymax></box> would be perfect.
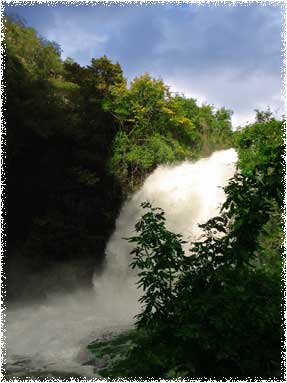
<box><xmin>4</xmin><ymin>17</ymin><xmax>124</xmax><ymax>286</ymax></box>
<box><xmin>254</xmin><ymin>107</ymin><xmax>273</xmax><ymax>123</ymax></box>
<box><xmin>103</xmin><ymin>73</ymin><xmax>233</xmax><ymax>190</ymax></box>
<box><xmin>121</xmin><ymin>115</ymin><xmax>283</xmax><ymax>377</ymax></box>
<box><xmin>4</xmin><ymin>16</ymin><xmax>63</xmax><ymax>78</ymax></box>
<box><xmin>127</xmin><ymin>202</ymin><xmax>185</xmax><ymax>329</ymax></box>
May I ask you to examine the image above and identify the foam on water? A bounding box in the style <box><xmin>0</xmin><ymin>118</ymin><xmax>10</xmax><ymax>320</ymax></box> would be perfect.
<box><xmin>5</xmin><ymin>148</ymin><xmax>237</xmax><ymax>375</ymax></box>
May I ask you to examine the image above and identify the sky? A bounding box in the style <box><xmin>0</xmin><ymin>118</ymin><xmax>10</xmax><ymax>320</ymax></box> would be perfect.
<box><xmin>4</xmin><ymin>1</ymin><xmax>285</xmax><ymax>127</ymax></box>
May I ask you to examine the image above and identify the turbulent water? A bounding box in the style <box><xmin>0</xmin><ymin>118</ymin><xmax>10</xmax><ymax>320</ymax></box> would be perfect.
<box><xmin>5</xmin><ymin>149</ymin><xmax>237</xmax><ymax>377</ymax></box>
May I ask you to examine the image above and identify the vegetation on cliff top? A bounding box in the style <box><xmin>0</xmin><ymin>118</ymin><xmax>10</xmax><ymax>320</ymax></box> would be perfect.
<box><xmin>88</xmin><ymin>115</ymin><xmax>283</xmax><ymax>379</ymax></box>
<box><xmin>4</xmin><ymin>15</ymin><xmax>283</xmax><ymax>378</ymax></box>
<box><xmin>4</xmin><ymin>15</ymin><xmax>232</xmax><ymax>275</ymax></box>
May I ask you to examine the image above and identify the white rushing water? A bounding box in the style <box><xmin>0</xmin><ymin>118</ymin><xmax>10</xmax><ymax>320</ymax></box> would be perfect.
<box><xmin>5</xmin><ymin>148</ymin><xmax>237</xmax><ymax>376</ymax></box>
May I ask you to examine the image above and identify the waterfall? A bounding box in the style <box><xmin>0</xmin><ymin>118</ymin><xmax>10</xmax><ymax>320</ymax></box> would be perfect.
<box><xmin>5</xmin><ymin>148</ymin><xmax>237</xmax><ymax>376</ymax></box>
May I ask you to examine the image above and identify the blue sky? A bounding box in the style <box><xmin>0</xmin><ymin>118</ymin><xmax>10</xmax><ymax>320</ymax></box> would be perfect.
<box><xmin>5</xmin><ymin>1</ymin><xmax>284</xmax><ymax>127</ymax></box>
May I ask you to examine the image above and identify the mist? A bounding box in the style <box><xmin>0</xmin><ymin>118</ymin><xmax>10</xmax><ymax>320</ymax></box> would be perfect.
<box><xmin>5</xmin><ymin>148</ymin><xmax>237</xmax><ymax>376</ymax></box>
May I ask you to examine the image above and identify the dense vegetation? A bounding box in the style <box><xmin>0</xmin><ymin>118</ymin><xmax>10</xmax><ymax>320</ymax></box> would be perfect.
<box><xmin>4</xmin><ymin>16</ymin><xmax>283</xmax><ymax>379</ymax></box>
<box><xmin>103</xmin><ymin>73</ymin><xmax>233</xmax><ymax>188</ymax></box>
<box><xmin>4</xmin><ymin>16</ymin><xmax>232</xmax><ymax>296</ymax></box>
<box><xmin>88</xmin><ymin>116</ymin><xmax>283</xmax><ymax>379</ymax></box>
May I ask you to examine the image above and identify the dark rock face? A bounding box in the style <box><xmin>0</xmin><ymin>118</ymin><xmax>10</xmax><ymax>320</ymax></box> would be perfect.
<box><xmin>3</xmin><ymin>148</ymin><xmax>123</xmax><ymax>301</ymax></box>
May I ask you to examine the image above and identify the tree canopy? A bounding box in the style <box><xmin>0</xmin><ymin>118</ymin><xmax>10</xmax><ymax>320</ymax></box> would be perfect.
<box><xmin>4</xmin><ymin>16</ymin><xmax>284</xmax><ymax>378</ymax></box>
<box><xmin>4</xmin><ymin>15</ymin><xmax>235</xmax><ymax>278</ymax></box>
<box><xmin>89</xmin><ymin>115</ymin><xmax>283</xmax><ymax>379</ymax></box>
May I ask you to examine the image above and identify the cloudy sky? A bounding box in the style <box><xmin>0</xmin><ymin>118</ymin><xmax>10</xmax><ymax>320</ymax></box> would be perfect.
<box><xmin>5</xmin><ymin>1</ymin><xmax>284</xmax><ymax>127</ymax></box>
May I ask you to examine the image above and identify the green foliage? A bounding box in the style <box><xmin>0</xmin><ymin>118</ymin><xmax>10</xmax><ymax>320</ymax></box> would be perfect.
<box><xmin>253</xmin><ymin>200</ymin><xmax>283</xmax><ymax>277</ymax></box>
<box><xmin>100</xmin><ymin>116</ymin><xmax>283</xmax><ymax>379</ymax></box>
<box><xmin>174</xmin><ymin>267</ymin><xmax>281</xmax><ymax>378</ymax></box>
<box><xmin>4</xmin><ymin>16</ymin><xmax>124</xmax><ymax>277</ymax></box>
<box><xmin>118</xmin><ymin>197</ymin><xmax>281</xmax><ymax>378</ymax></box>
<box><xmin>87</xmin><ymin>56</ymin><xmax>124</xmax><ymax>96</ymax></box>
<box><xmin>104</xmin><ymin>73</ymin><xmax>233</xmax><ymax>189</ymax></box>
<box><xmin>4</xmin><ymin>16</ymin><xmax>63</xmax><ymax>78</ymax></box>
<box><xmin>92</xmin><ymin>267</ymin><xmax>281</xmax><ymax>379</ymax></box>
<box><xmin>232</xmin><ymin>113</ymin><xmax>283</xmax><ymax>274</ymax></box>
<box><xmin>110</xmin><ymin>132</ymin><xmax>179</xmax><ymax>186</ymax></box>
<box><xmin>128</xmin><ymin>201</ymin><xmax>185</xmax><ymax>329</ymax></box>
<box><xmin>254</xmin><ymin>107</ymin><xmax>273</xmax><ymax>123</ymax></box>
<box><xmin>88</xmin><ymin>329</ymin><xmax>197</xmax><ymax>379</ymax></box>
<box><xmin>87</xmin><ymin>330</ymin><xmax>147</xmax><ymax>378</ymax></box>
<box><xmin>5</xmin><ymin>17</ymin><xmax>282</xmax><ymax>379</ymax></box>
<box><xmin>89</xmin><ymin>194</ymin><xmax>281</xmax><ymax>378</ymax></box>
<box><xmin>233</xmin><ymin>117</ymin><xmax>283</xmax><ymax>176</ymax></box>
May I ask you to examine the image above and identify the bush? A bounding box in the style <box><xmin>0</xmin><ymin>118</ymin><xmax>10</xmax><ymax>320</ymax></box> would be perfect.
<box><xmin>126</xmin><ymin>203</ymin><xmax>282</xmax><ymax>378</ymax></box>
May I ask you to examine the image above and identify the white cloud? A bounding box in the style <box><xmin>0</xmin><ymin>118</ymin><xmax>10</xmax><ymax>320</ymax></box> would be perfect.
<box><xmin>38</xmin><ymin>4</ymin><xmax>283</xmax><ymax>126</ymax></box>
<box><xmin>164</xmin><ymin>67</ymin><xmax>283</xmax><ymax>128</ymax></box>
<box><xmin>45</xmin><ymin>13</ymin><xmax>108</xmax><ymax>61</ymax></box>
